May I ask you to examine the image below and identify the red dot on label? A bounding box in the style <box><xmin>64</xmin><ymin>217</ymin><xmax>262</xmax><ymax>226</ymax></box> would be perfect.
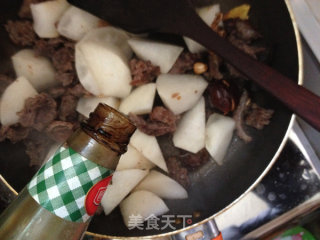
<box><xmin>85</xmin><ymin>176</ymin><xmax>112</xmax><ymax>216</ymax></box>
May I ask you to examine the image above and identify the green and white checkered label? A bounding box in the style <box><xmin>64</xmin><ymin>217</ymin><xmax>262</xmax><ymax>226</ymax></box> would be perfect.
<box><xmin>28</xmin><ymin>146</ymin><xmax>112</xmax><ymax>222</ymax></box>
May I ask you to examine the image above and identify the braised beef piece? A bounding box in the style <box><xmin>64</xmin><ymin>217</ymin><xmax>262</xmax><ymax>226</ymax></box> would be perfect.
<box><xmin>236</xmin><ymin>20</ymin><xmax>262</xmax><ymax>42</ymax></box>
<box><xmin>207</xmin><ymin>52</ymin><xmax>223</xmax><ymax>80</ymax></box>
<box><xmin>50</xmin><ymin>39</ymin><xmax>76</xmax><ymax>86</ymax></box>
<box><xmin>0</xmin><ymin>125</ymin><xmax>30</xmax><ymax>143</ymax></box>
<box><xmin>150</xmin><ymin>106</ymin><xmax>177</xmax><ymax>126</ymax></box>
<box><xmin>56</xmin><ymin>72</ymin><xmax>75</xmax><ymax>87</ymax></box>
<box><xmin>130</xmin><ymin>115</ymin><xmax>175</xmax><ymax>137</ymax></box>
<box><xmin>0</xmin><ymin>74</ymin><xmax>14</xmax><ymax>95</ymax></box>
<box><xmin>169</xmin><ymin>52</ymin><xmax>202</xmax><ymax>74</ymax></box>
<box><xmin>179</xmin><ymin>148</ymin><xmax>210</xmax><ymax>169</ymax></box>
<box><xmin>5</xmin><ymin>20</ymin><xmax>37</xmax><ymax>47</ymax></box>
<box><xmin>34</xmin><ymin>39</ymin><xmax>55</xmax><ymax>57</ymax></box>
<box><xmin>224</xmin><ymin>19</ymin><xmax>261</xmax><ymax>43</ymax></box>
<box><xmin>47</xmin><ymin>86</ymin><xmax>67</xmax><ymax>99</ymax></box>
<box><xmin>49</xmin><ymin>37</ymin><xmax>75</xmax><ymax>49</ymax></box>
<box><xmin>34</xmin><ymin>38</ymin><xmax>75</xmax><ymax>57</ymax></box>
<box><xmin>233</xmin><ymin>91</ymin><xmax>252</xmax><ymax>142</ymax></box>
<box><xmin>245</xmin><ymin>103</ymin><xmax>274</xmax><ymax>129</ymax></box>
<box><xmin>6</xmin><ymin>126</ymin><xmax>30</xmax><ymax>143</ymax></box>
<box><xmin>224</xmin><ymin>19</ymin><xmax>266</xmax><ymax>60</ymax></box>
<box><xmin>24</xmin><ymin>130</ymin><xmax>53</xmax><ymax>166</ymax></box>
<box><xmin>129</xmin><ymin>114</ymin><xmax>175</xmax><ymax>137</ymax></box>
<box><xmin>129</xmin><ymin>107</ymin><xmax>178</xmax><ymax>136</ymax></box>
<box><xmin>48</xmin><ymin>82</ymin><xmax>88</xmax><ymax>99</ymax></box>
<box><xmin>233</xmin><ymin>90</ymin><xmax>274</xmax><ymax>141</ymax></box>
<box><xmin>19</xmin><ymin>0</ymin><xmax>45</xmax><ymax>19</ymax></box>
<box><xmin>227</xmin><ymin>35</ymin><xmax>266</xmax><ymax>59</ymax></box>
<box><xmin>52</xmin><ymin>47</ymin><xmax>75</xmax><ymax>73</ymax></box>
<box><xmin>67</xmin><ymin>84</ymin><xmax>91</xmax><ymax>97</ymax></box>
<box><xmin>166</xmin><ymin>157</ymin><xmax>189</xmax><ymax>188</ymax></box>
<box><xmin>59</xmin><ymin>94</ymin><xmax>78</xmax><ymax>122</ymax></box>
<box><xmin>18</xmin><ymin>93</ymin><xmax>57</xmax><ymax>131</ymax></box>
<box><xmin>46</xmin><ymin>121</ymin><xmax>74</xmax><ymax>143</ymax></box>
<box><xmin>129</xmin><ymin>58</ymin><xmax>160</xmax><ymax>86</ymax></box>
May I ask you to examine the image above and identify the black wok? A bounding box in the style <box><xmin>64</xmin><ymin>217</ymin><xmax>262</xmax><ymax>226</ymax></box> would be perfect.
<box><xmin>0</xmin><ymin>0</ymin><xmax>301</xmax><ymax>238</ymax></box>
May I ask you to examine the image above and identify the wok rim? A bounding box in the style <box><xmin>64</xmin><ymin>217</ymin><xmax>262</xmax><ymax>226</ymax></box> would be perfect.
<box><xmin>0</xmin><ymin>0</ymin><xmax>303</xmax><ymax>238</ymax></box>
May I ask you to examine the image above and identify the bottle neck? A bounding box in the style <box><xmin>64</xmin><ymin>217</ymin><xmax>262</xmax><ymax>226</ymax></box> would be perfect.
<box><xmin>67</xmin><ymin>128</ymin><xmax>120</xmax><ymax>170</ymax></box>
<box><xmin>68</xmin><ymin>104</ymin><xmax>136</xmax><ymax>170</ymax></box>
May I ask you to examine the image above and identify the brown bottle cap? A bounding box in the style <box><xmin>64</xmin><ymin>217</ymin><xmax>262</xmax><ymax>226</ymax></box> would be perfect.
<box><xmin>83</xmin><ymin>103</ymin><xmax>136</xmax><ymax>154</ymax></box>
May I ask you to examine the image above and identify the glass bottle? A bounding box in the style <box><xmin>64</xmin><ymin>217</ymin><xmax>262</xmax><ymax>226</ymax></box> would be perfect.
<box><xmin>0</xmin><ymin>104</ymin><xmax>136</xmax><ymax>240</ymax></box>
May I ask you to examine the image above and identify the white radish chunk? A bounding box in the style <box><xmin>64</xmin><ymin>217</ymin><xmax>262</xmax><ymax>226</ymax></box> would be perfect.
<box><xmin>120</xmin><ymin>190</ymin><xmax>169</xmax><ymax>228</ymax></box>
<box><xmin>57</xmin><ymin>6</ymin><xmax>102</xmax><ymax>41</ymax></box>
<box><xmin>76</xmin><ymin>97</ymin><xmax>120</xmax><ymax>118</ymax></box>
<box><xmin>81</xmin><ymin>27</ymin><xmax>132</xmax><ymax>61</ymax></box>
<box><xmin>0</xmin><ymin>77</ymin><xmax>38</xmax><ymax>126</ymax></box>
<box><xmin>77</xmin><ymin>42</ymin><xmax>132</xmax><ymax>98</ymax></box>
<box><xmin>135</xmin><ymin>170</ymin><xmax>188</xmax><ymax>199</ymax></box>
<box><xmin>75</xmin><ymin>49</ymin><xmax>100</xmax><ymax>95</ymax></box>
<box><xmin>31</xmin><ymin>0</ymin><xmax>69</xmax><ymax>38</ymax></box>
<box><xmin>205</xmin><ymin>113</ymin><xmax>235</xmax><ymax>165</ymax></box>
<box><xmin>101</xmin><ymin>169</ymin><xmax>148</xmax><ymax>215</ymax></box>
<box><xmin>198</xmin><ymin>4</ymin><xmax>221</xmax><ymax>26</ymax></box>
<box><xmin>130</xmin><ymin>130</ymin><xmax>168</xmax><ymax>172</ymax></box>
<box><xmin>116</xmin><ymin>145</ymin><xmax>155</xmax><ymax>171</ymax></box>
<box><xmin>76</xmin><ymin>27</ymin><xmax>132</xmax><ymax>97</ymax></box>
<box><xmin>156</xmin><ymin>74</ymin><xmax>208</xmax><ymax>115</ymax></box>
<box><xmin>173</xmin><ymin>97</ymin><xmax>205</xmax><ymax>153</ymax></box>
<box><xmin>119</xmin><ymin>83</ymin><xmax>156</xmax><ymax>115</ymax></box>
<box><xmin>128</xmin><ymin>38</ymin><xmax>183</xmax><ymax>73</ymax></box>
<box><xmin>184</xmin><ymin>4</ymin><xmax>221</xmax><ymax>53</ymax></box>
<box><xmin>11</xmin><ymin>49</ymin><xmax>57</xmax><ymax>91</ymax></box>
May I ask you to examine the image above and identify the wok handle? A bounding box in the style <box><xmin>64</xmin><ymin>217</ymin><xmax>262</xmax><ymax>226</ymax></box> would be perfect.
<box><xmin>212</xmin><ymin>233</ymin><xmax>223</xmax><ymax>240</ymax></box>
<box><xmin>208</xmin><ymin>219</ymin><xmax>223</xmax><ymax>240</ymax></box>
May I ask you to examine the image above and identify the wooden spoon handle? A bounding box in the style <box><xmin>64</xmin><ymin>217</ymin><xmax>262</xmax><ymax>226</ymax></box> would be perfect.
<box><xmin>173</xmin><ymin>13</ymin><xmax>320</xmax><ymax>131</ymax></box>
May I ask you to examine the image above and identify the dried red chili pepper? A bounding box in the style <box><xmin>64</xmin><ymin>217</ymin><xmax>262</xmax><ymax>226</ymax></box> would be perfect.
<box><xmin>207</xmin><ymin>79</ymin><xmax>240</xmax><ymax>115</ymax></box>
